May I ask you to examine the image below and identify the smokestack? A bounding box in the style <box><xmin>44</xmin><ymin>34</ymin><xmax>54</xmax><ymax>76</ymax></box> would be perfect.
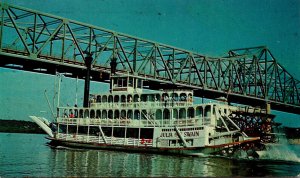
<box><xmin>83</xmin><ymin>55</ymin><xmax>93</xmax><ymax>108</ymax></box>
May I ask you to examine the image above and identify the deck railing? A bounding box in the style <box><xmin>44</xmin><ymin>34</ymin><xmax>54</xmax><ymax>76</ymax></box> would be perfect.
<box><xmin>56</xmin><ymin>117</ymin><xmax>205</xmax><ymax>127</ymax></box>
<box><xmin>90</xmin><ymin>100</ymin><xmax>192</xmax><ymax>109</ymax></box>
<box><xmin>57</xmin><ymin>133</ymin><xmax>153</xmax><ymax>147</ymax></box>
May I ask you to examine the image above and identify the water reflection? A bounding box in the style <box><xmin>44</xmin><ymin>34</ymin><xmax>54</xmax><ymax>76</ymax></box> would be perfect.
<box><xmin>1</xmin><ymin>133</ymin><xmax>300</xmax><ymax>177</ymax></box>
<box><xmin>47</xmin><ymin>147</ymin><xmax>293</xmax><ymax>177</ymax></box>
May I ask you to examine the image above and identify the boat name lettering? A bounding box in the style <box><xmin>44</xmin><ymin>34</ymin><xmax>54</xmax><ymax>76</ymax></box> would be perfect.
<box><xmin>183</xmin><ymin>131</ymin><xmax>199</xmax><ymax>137</ymax></box>
<box><xmin>160</xmin><ymin>131</ymin><xmax>199</xmax><ymax>138</ymax></box>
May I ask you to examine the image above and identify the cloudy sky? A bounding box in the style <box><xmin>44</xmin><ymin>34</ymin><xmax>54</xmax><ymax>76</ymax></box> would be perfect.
<box><xmin>0</xmin><ymin>0</ymin><xmax>300</xmax><ymax>125</ymax></box>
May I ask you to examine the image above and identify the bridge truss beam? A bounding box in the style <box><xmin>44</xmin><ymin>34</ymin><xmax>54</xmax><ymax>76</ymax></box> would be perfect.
<box><xmin>0</xmin><ymin>3</ymin><xmax>300</xmax><ymax>114</ymax></box>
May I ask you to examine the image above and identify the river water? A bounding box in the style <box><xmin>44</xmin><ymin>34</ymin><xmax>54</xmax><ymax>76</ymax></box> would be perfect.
<box><xmin>1</xmin><ymin>133</ymin><xmax>300</xmax><ymax>177</ymax></box>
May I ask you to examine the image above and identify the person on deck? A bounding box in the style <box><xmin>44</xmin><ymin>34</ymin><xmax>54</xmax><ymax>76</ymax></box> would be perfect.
<box><xmin>69</xmin><ymin>112</ymin><xmax>74</xmax><ymax>118</ymax></box>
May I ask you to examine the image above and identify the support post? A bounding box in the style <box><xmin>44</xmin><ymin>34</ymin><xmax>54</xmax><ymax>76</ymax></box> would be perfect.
<box><xmin>109</xmin><ymin>57</ymin><xmax>117</xmax><ymax>92</ymax></box>
<box><xmin>83</xmin><ymin>55</ymin><xmax>93</xmax><ymax>107</ymax></box>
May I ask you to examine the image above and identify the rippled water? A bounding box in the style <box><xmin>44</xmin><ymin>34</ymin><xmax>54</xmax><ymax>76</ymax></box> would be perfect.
<box><xmin>1</xmin><ymin>133</ymin><xmax>300</xmax><ymax>177</ymax></box>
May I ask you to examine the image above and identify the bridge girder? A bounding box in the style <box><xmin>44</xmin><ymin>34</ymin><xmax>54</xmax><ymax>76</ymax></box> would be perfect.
<box><xmin>0</xmin><ymin>3</ymin><xmax>300</xmax><ymax>114</ymax></box>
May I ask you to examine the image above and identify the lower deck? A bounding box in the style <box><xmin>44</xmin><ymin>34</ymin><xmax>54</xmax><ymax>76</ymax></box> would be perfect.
<box><xmin>47</xmin><ymin>137</ymin><xmax>217</xmax><ymax>157</ymax></box>
<box><xmin>55</xmin><ymin>124</ymin><xmax>207</xmax><ymax>149</ymax></box>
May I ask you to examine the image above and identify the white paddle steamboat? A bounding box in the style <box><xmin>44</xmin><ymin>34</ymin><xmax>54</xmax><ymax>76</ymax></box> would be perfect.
<box><xmin>31</xmin><ymin>74</ymin><xmax>262</xmax><ymax>158</ymax></box>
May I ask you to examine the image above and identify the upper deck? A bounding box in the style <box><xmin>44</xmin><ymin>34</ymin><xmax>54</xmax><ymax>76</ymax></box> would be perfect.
<box><xmin>55</xmin><ymin>74</ymin><xmax>248</xmax><ymax>128</ymax></box>
<box><xmin>89</xmin><ymin>74</ymin><xmax>194</xmax><ymax>109</ymax></box>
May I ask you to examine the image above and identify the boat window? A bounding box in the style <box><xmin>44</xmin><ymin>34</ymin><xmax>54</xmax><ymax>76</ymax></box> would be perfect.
<box><xmin>123</xmin><ymin>79</ymin><xmax>127</xmax><ymax>87</ymax></box>
<box><xmin>84</xmin><ymin>109</ymin><xmax>89</xmax><ymax>118</ymax></box>
<box><xmin>89</xmin><ymin>126</ymin><xmax>100</xmax><ymax>136</ymax></box>
<box><xmin>140</xmin><ymin>128</ymin><xmax>154</xmax><ymax>139</ymax></box>
<box><xmin>102</xmin><ymin>110</ymin><xmax>107</xmax><ymax>119</ymax></box>
<box><xmin>121</xmin><ymin>110</ymin><xmax>126</xmax><ymax>119</ymax></box>
<box><xmin>134</xmin><ymin>110</ymin><xmax>140</xmax><ymax>120</ymax></box>
<box><xmin>67</xmin><ymin>125</ymin><xmax>77</xmax><ymax>134</ymax></box>
<box><xmin>204</xmin><ymin>105</ymin><xmax>211</xmax><ymax>117</ymax></box>
<box><xmin>137</xmin><ymin>79</ymin><xmax>142</xmax><ymax>88</ymax></box>
<box><xmin>74</xmin><ymin>109</ymin><xmax>79</xmax><ymax>118</ymax></box>
<box><xmin>163</xmin><ymin>109</ymin><xmax>170</xmax><ymax>119</ymax></box>
<box><xmin>188</xmin><ymin>107</ymin><xmax>195</xmax><ymax>118</ymax></box>
<box><xmin>102</xmin><ymin>95</ymin><xmax>107</xmax><ymax>103</ymax></box>
<box><xmin>114</xmin><ymin>95</ymin><xmax>119</xmax><ymax>103</ymax></box>
<box><xmin>96</xmin><ymin>110</ymin><xmax>101</xmax><ymax>118</ymax></box>
<box><xmin>79</xmin><ymin>109</ymin><xmax>84</xmax><ymax>118</ymax></box>
<box><xmin>156</xmin><ymin>110</ymin><xmax>162</xmax><ymax>120</ymax></box>
<box><xmin>117</xmin><ymin>78</ymin><xmax>122</xmax><ymax>87</ymax></box>
<box><xmin>102</xmin><ymin>127</ymin><xmax>112</xmax><ymax>137</ymax></box>
<box><xmin>90</xmin><ymin>110</ymin><xmax>95</xmax><ymax>118</ymax></box>
<box><xmin>127</xmin><ymin>110</ymin><xmax>133</xmax><ymax>119</ymax></box>
<box><xmin>141</xmin><ymin>94</ymin><xmax>147</xmax><ymax>102</ymax></box>
<box><xmin>128</xmin><ymin>77</ymin><xmax>134</xmax><ymax>87</ymax></box>
<box><xmin>114</xmin><ymin>110</ymin><xmax>120</xmax><ymax>119</ymax></box>
<box><xmin>213</xmin><ymin>105</ymin><xmax>216</xmax><ymax>115</ymax></box>
<box><xmin>108</xmin><ymin>110</ymin><xmax>113</xmax><ymax>119</ymax></box>
<box><xmin>196</xmin><ymin>106</ymin><xmax>203</xmax><ymax>117</ymax></box>
<box><xmin>127</xmin><ymin>95</ymin><xmax>133</xmax><ymax>102</ymax></box>
<box><xmin>179</xmin><ymin>108</ymin><xmax>186</xmax><ymax>119</ymax></box>
<box><xmin>173</xmin><ymin>109</ymin><xmax>178</xmax><ymax>119</ymax></box>
<box><xmin>113</xmin><ymin>127</ymin><xmax>125</xmax><ymax>137</ymax></box>
<box><xmin>97</xmin><ymin>95</ymin><xmax>101</xmax><ymax>102</ymax></box>
<box><xmin>171</xmin><ymin>93</ymin><xmax>179</xmax><ymax>101</ymax></box>
<box><xmin>78</xmin><ymin>126</ymin><xmax>88</xmax><ymax>134</ymax></box>
<box><xmin>121</xmin><ymin>95</ymin><xmax>126</xmax><ymax>103</ymax></box>
<box><xmin>62</xmin><ymin>109</ymin><xmax>67</xmax><ymax>117</ymax></box>
<box><xmin>113</xmin><ymin>79</ymin><xmax>117</xmax><ymax>87</ymax></box>
<box><xmin>154</xmin><ymin>94</ymin><xmax>160</xmax><ymax>102</ymax></box>
<box><xmin>108</xmin><ymin>95</ymin><xmax>113</xmax><ymax>103</ymax></box>
<box><xmin>180</xmin><ymin>93</ymin><xmax>187</xmax><ymax>101</ymax></box>
<box><xmin>126</xmin><ymin>128</ymin><xmax>139</xmax><ymax>138</ymax></box>
<box><xmin>134</xmin><ymin>94</ymin><xmax>140</xmax><ymax>102</ymax></box>
<box><xmin>162</xmin><ymin>93</ymin><xmax>169</xmax><ymax>99</ymax></box>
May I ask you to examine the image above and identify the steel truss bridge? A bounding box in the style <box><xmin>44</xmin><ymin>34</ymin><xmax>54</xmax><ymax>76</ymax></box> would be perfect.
<box><xmin>0</xmin><ymin>3</ymin><xmax>300</xmax><ymax>114</ymax></box>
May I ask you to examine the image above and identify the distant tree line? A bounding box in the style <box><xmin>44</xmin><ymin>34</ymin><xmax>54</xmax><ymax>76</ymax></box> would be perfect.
<box><xmin>0</xmin><ymin>119</ymin><xmax>44</xmax><ymax>134</ymax></box>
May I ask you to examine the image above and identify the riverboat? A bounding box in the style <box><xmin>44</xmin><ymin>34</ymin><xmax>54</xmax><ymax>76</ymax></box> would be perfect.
<box><xmin>31</xmin><ymin>74</ymin><xmax>263</xmax><ymax>158</ymax></box>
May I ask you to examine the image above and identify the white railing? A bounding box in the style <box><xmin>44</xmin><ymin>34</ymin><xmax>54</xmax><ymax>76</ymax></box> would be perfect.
<box><xmin>57</xmin><ymin>117</ymin><xmax>203</xmax><ymax>127</ymax></box>
<box><xmin>89</xmin><ymin>100</ymin><xmax>192</xmax><ymax>109</ymax></box>
<box><xmin>57</xmin><ymin>133</ymin><xmax>153</xmax><ymax>146</ymax></box>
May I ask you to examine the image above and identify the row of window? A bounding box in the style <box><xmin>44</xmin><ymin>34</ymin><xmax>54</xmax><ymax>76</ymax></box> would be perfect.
<box><xmin>162</xmin><ymin>127</ymin><xmax>203</xmax><ymax>132</ymax></box>
<box><xmin>90</xmin><ymin>92</ymin><xmax>193</xmax><ymax>103</ymax></box>
<box><xmin>61</xmin><ymin>125</ymin><xmax>154</xmax><ymax>139</ymax></box>
<box><xmin>61</xmin><ymin>106</ymin><xmax>214</xmax><ymax>119</ymax></box>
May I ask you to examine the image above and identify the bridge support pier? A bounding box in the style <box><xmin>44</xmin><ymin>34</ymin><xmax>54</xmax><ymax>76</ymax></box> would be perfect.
<box><xmin>83</xmin><ymin>55</ymin><xmax>93</xmax><ymax>108</ymax></box>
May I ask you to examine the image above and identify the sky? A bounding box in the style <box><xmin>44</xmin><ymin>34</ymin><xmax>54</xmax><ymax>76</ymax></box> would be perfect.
<box><xmin>0</xmin><ymin>0</ymin><xmax>300</xmax><ymax>126</ymax></box>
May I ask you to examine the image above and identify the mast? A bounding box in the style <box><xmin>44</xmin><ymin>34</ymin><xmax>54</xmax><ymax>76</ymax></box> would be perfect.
<box><xmin>57</xmin><ymin>73</ymin><xmax>61</xmax><ymax>108</ymax></box>
<box><xmin>75</xmin><ymin>75</ymin><xmax>78</xmax><ymax>106</ymax></box>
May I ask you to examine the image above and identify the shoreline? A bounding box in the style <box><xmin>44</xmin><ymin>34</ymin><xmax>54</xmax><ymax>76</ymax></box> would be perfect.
<box><xmin>0</xmin><ymin>119</ymin><xmax>45</xmax><ymax>134</ymax></box>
